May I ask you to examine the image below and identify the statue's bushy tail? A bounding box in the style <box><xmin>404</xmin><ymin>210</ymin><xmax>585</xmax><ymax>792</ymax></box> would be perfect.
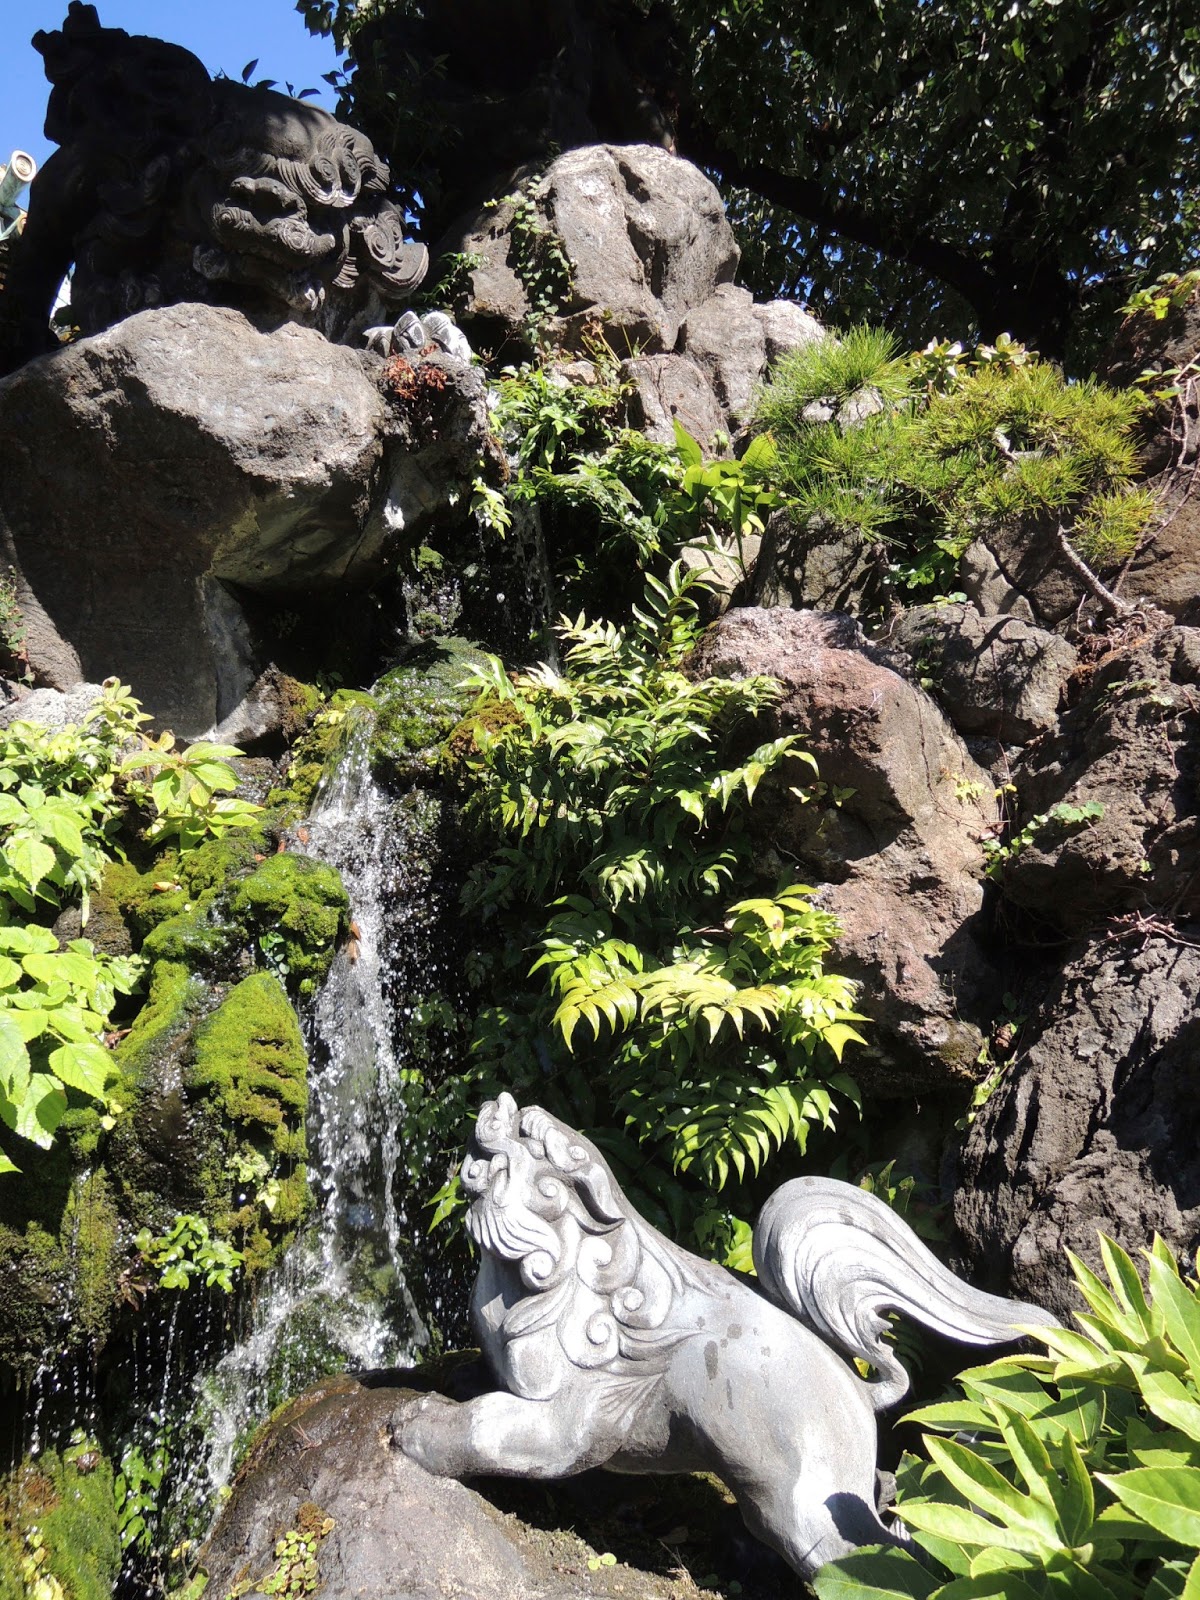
<box><xmin>753</xmin><ymin>1176</ymin><xmax>1057</xmax><ymax>1411</ymax></box>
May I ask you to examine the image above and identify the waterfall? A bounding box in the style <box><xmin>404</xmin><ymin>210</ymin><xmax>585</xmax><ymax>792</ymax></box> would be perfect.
<box><xmin>188</xmin><ymin>700</ymin><xmax>466</xmax><ymax>1516</ymax></box>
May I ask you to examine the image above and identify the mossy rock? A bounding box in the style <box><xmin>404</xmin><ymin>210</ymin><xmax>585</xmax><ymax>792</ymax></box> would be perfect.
<box><xmin>371</xmin><ymin>639</ymin><xmax>487</xmax><ymax>782</ymax></box>
<box><xmin>105</xmin><ymin>962</ymin><xmax>212</xmax><ymax>1230</ymax></box>
<box><xmin>0</xmin><ymin>1446</ymin><xmax>120</xmax><ymax>1600</ymax></box>
<box><xmin>140</xmin><ymin>888</ymin><xmax>240</xmax><ymax>971</ymax></box>
<box><xmin>99</xmin><ymin>855</ymin><xmax>188</xmax><ymax>945</ymax></box>
<box><xmin>229</xmin><ymin>853</ymin><xmax>348</xmax><ymax>998</ymax></box>
<box><xmin>64</xmin><ymin>1169</ymin><xmax>121</xmax><ymax>1346</ymax></box>
<box><xmin>0</xmin><ymin>1222</ymin><xmax>67</xmax><ymax>1377</ymax></box>
<box><xmin>270</xmin><ymin>690</ymin><xmax>374</xmax><ymax>816</ymax></box>
<box><xmin>188</xmin><ymin>972</ymin><xmax>311</xmax><ymax>1269</ymax></box>
<box><xmin>444</xmin><ymin>693</ymin><xmax>525</xmax><ymax>779</ymax></box>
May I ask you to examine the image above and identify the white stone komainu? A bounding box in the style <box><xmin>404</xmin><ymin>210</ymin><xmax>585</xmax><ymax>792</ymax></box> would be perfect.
<box><xmin>393</xmin><ymin>1093</ymin><xmax>1056</xmax><ymax>1580</ymax></box>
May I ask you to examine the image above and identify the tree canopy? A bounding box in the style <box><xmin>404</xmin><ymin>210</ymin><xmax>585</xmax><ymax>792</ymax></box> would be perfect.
<box><xmin>299</xmin><ymin>0</ymin><xmax>1200</xmax><ymax>367</ymax></box>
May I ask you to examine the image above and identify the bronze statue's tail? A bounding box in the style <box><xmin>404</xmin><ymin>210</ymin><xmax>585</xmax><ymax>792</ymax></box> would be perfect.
<box><xmin>753</xmin><ymin>1176</ymin><xmax>1057</xmax><ymax>1411</ymax></box>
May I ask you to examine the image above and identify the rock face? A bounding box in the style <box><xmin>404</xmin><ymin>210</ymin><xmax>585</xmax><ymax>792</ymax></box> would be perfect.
<box><xmin>999</xmin><ymin>623</ymin><xmax>1200</xmax><ymax>935</ymax></box>
<box><xmin>690</xmin><ymin>607</ymin><xmax>996</xmax><ymax>1092</ymax></box>
<box><xmin>1102</xmin><ymin>295</ymin><xmax>1200</xmax><ymax>623</ymax></box>
<box><xmin>200</xmin><ymin>1374</ymin><xmax>772</xmax><ymax>1600</ymax></box>
<box><xmin>891</xmin><ymin>602</ymin><xmax>1077</xmax><ymax>746</ymax></box>
<box><xmin>0</xmin><ymin>304</ymin><xmax>487</xmax><ymax>735</ymax></box>
<box><xmin>955</xmin><ymin>936</ymin><xmax>1200</xmax><ymax>1322</ymax></box>
<box><xmin>444</xmin><ymin>144</ymin><xmax>822</xmax><ymax>429</ymax></box>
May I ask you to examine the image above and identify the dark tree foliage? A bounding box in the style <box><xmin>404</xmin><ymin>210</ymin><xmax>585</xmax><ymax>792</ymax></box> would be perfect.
<box><xmin>300</xmin><ymin>0</ymin><xmax>1200</xmax><ymax>367</ymax></box>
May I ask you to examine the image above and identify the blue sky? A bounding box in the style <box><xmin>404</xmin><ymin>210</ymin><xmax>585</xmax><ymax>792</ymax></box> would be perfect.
<box><xmin>1</xmin><ymin>2</ymin><xmax>340</xmax><ymax>186</ymax></box>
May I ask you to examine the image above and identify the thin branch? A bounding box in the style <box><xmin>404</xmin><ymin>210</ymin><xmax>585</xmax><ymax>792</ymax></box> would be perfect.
<box><xmin>1053</xmin><ymin>525</ymin><xmax>1134</xmax><ymax>615</ymax></box>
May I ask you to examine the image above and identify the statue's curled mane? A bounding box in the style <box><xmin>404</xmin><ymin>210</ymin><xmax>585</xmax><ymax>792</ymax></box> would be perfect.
<box><xmin>462</xmin><ymin>1095</ymin><xmax>708</xmax><ymax>1384</ymax></box>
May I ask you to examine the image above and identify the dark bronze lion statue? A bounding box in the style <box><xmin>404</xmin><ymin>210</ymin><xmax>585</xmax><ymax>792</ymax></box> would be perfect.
<box><xmin>0</xmin><ymin>4</ymin><xmax>428</xmax><ymax>374</ymax></box>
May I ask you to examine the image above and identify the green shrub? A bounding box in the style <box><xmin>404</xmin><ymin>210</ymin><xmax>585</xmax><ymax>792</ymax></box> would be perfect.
<box><xmin>443</xmin><ymin>562</ymin><xmax>863</xmax><ymax>1256</ymax></box>
<box><xmin>814</xmin><ymin>1236</ymin><xmax>1200</xmax><ymax>1599</ymax></box>
<box><xmin>755</xmin><ymin>329</ymin><xmax>1152</xmax><ymax>596</ymax></box>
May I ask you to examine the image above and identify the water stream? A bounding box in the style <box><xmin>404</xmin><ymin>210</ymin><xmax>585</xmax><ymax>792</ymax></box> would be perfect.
<box><xmin>190</xmin><ymin>704</ymin><xmax>467</xmax><ymax>1509</ymax></box>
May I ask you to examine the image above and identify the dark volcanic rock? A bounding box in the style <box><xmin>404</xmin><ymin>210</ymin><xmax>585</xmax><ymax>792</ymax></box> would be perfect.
<box><xmin>955</xmin><ymin>935</ymin><xmax>1200</xmax><ymax>1320</ymax></box>
<box><xmin>620</xmin><ymin>352</ymin><xmax>727</xmax><ymax>453</ymax></box>
<box><xmin>1000</xmin><ymin>623</ymin><xmax>1200</xmax><ymax>934</ymax></box>
<box><xmin>689</xmin><ymin>607</ymin><xmax>998</xmax><ymax>1093</ymax></box>
<box><xmin>891</xmin><ymin>602</ymin><xmax>1077</xmax><ymax>745</ymax></box>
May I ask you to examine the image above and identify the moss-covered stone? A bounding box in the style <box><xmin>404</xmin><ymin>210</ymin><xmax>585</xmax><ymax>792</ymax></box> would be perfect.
<box><xmin>0</xmin><ymin>1447</ymin><xmax>120</xmax><ymax>1600</ymax></box>
<box><xmin>269</xmin><ymin>690</ymin><xmax>374</xmax><ymax>817</ymax></box>
<box><xmin>0</xmin><ymin>1223</ymin><xmax>67</xmax><ymax>1377</ymax></box>
<box><xmin>444</xmin><ymin>693</ymin><xmax>525</xmax><ymax>779</ymax></box>
<box><xmin>371</xmin><ymin>639</ymin><xmax>486</xmax><ymax>782</ymax></box>
<box><xmin>64</xmin><ymin>1169</ymin><xmax>121</xmax><ymax>1346</ymax></box>
<box><xmin>188</xmin><ymin>972</ymin><xmax>311</xmax><ymax>1270</ymax></box>
<box><xmin>229</xmin><ymin>853</ymin><xmax>348</xmax><ymax>998</ymax></box>
<box><xmin>139</xmin><ymin>890</ymin><xmax>239</xmax><ymax>970</ymax></box>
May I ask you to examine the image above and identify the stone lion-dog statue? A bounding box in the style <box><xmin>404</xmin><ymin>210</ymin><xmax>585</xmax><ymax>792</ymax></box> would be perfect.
<box><xmin>393</xmin><ymin>1093</ymin><xmax>1055</xmax><ymax>1579</ymax></box>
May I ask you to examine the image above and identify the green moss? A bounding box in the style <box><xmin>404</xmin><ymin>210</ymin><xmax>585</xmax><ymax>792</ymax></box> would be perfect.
<box><xmin>270</xmin><ymin>690</ymin><xmax>373</xmax><ymax>816</ymax></box>
<box><xmin>191</xmin><ymin>973</ymin><xmax>307</xmax><ymax>1134</ymax></box>
<box><xmin>0</xmin><ymin>1448</ymin><xmax>120</xmax><ymax>1600</ymax></box>
<box><xmin>445</xmin><ymin>694</ymin><xmax>525</xmax><ymax>779</ymax></box>
<box><xmin>277</xmin><ymin>675</ymin><xmax>324</xmax><ymax>740</ymax></box>
<box><xmin>229</xmin><ymin>854</ymin><xmax>348</xmax><ymax>998</ymax></box>
<box><xmin>101</xmin><ymin>855</ymin><xmax>188</xmax><ymax>943</ymax></box>
<box><xmin>63</xmin><ymin>1169</ymin><xmax>120</xmax><ymax>1346</ymax></box>
<box><xmin>115</xmin><ymin>960</ymin><xmax>204</xmax><ymax>1084</ymax></box>
<box><xmin>371</xmin><ymin>639</ymin><xmax>486</xmax><ymax>781</ymax></box>
<box><xmin>0</xmin><ymin>1223</ymin><xmax>67</xmax><ymax>1377</ymax></box>
<box><xmin>189</xmin><ymin>972</ymin><xmax>310</xmax><ymax>1270</ymax></box>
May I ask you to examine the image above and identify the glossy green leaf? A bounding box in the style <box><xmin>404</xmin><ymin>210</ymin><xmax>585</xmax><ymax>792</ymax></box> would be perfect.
<box><xmin>1097</xmin><ymin>1467</ymin><xmax>1200</xmax><ymax>1545</ymax></box>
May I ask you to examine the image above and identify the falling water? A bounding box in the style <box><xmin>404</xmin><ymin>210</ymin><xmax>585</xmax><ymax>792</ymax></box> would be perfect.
<box><xmin>190</xmin><ymin>701</ymin><xmax>467</xmax><ymax>1509</ymax></box>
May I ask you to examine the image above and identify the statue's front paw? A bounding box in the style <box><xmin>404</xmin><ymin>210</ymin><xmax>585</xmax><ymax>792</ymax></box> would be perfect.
<box><xmin>389</xmin><ymin>1391</ymin><xmax>460</xmax><ymax>1474</ymax></box>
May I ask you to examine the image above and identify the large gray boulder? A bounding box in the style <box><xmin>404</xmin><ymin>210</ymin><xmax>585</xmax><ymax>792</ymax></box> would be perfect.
<box><xmin>448</xmin><ymin>145</ymin><xmax>738</xmax><ymax>356</ymax></box>
<box><xmin>955</xmin><ymin>934</ymin><xmax>1200</xmax><ymax>1321</ymax></box>
<box><xmin>0</xmin><ymin>304</ymin><xmax>487</xmax><ymax>735</ymax></box>
<box><xmin>443</xmin><ymin>145</ymin><xmax>822</xmax><ymax>432</ymax></box>
<box><xmin>200</xmin><ymin>1372</ymin><xmax>771</xmax><ymax>1600</ymax></box>
<box><xmin>689</xmin><ymin>607</ymin><xmax>998</xmax><ymax>1093</ymax></box>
